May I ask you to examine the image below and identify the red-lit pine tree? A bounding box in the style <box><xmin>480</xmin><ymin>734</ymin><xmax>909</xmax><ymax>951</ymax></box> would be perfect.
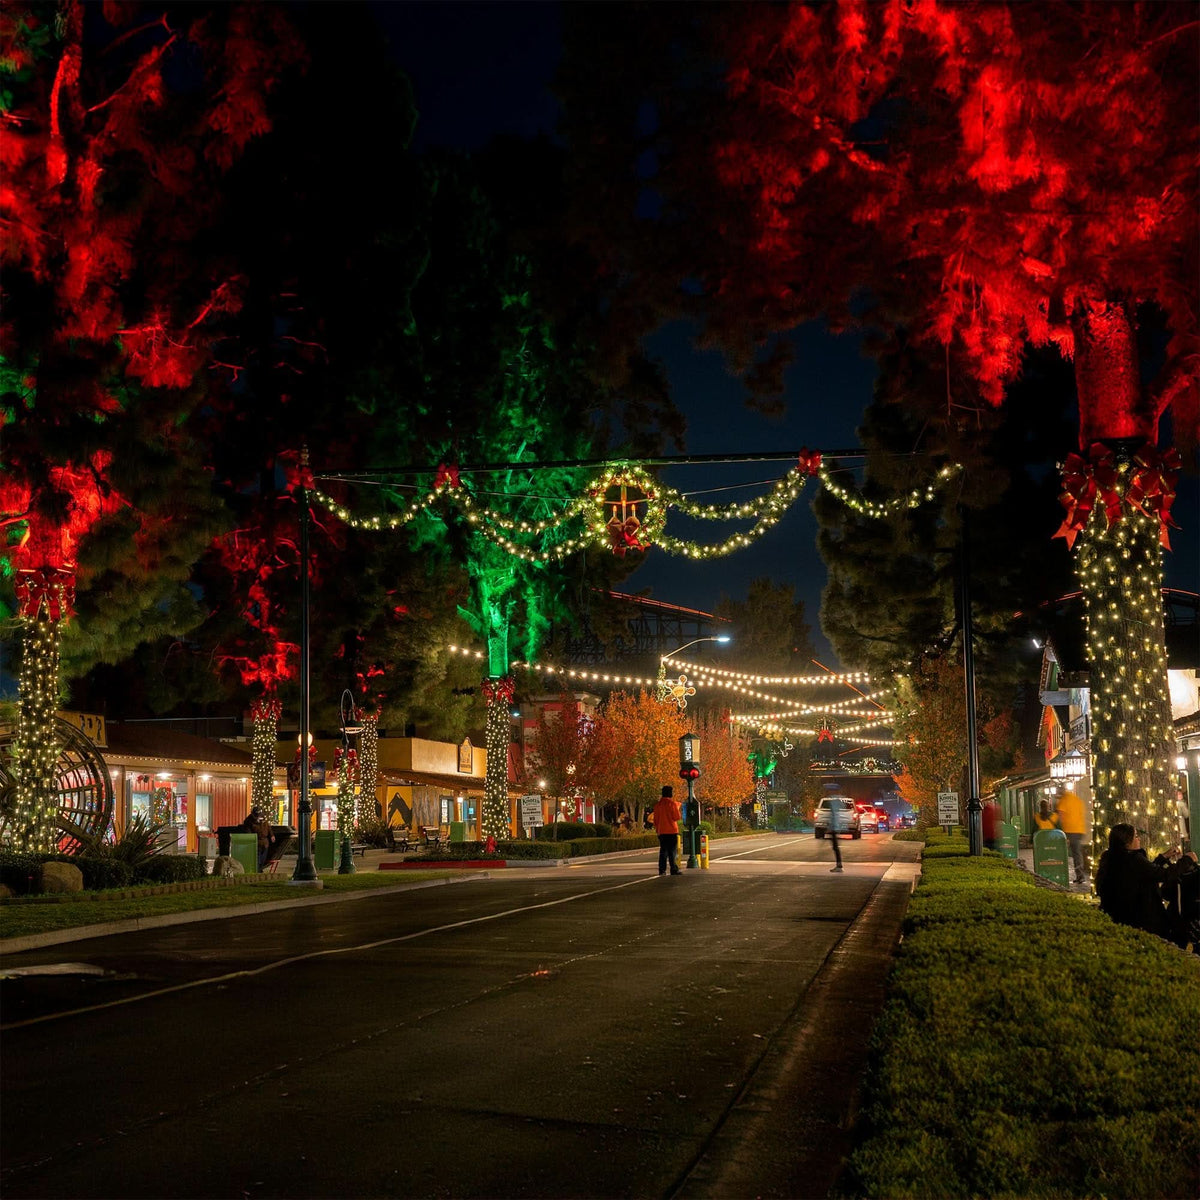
<box><xmin>564</xmin><ymin>0</ymin><xmax>1197</xmax><ymax>854</ymax></box>
<box><xmin>0</xmin><ymin>2</ymin><xmax>303</xmax><ymax>847</ymax></box>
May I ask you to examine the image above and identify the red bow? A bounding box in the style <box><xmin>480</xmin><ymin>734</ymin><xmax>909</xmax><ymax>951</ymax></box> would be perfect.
<box><xmin>797</xmin><ymin>447</ymin><xmax>822</xmax><ymax>476</ymax></box>
<box><xmin>434</xmin><ymin>463</ymin><xmax>461</xmax><ymax>489</ymax></box>
<box><xmin>1126</xmin><ymin>444</ymin><xmax>1182</xmax><ymax>550</ymax></box>
<box><xmin>817</xmin><ymin>724</ymin><xmax>834</xmax><ymax>743</ymax></box>
<box><xmin>1055</xmin><ymin>442</ymin><xmax>1182</xmax><ymax>551</ymax></box>
<box><xmin>14</xmin><ymin>566</ymin><xmax>76</xmax><ymax>621</ymax></box>
<box><xmin>1054</xmin><ymin>443</ymin><xmax>1122</xmax><ymax>550</ymax></box>
<box><xmin>250</xmin><ymin>698</ymin><xmax>282</xmax><ymax>722</ymax></box>
<box><xmin>481</xmin><ymin>676</ymin><xmax>516</xmax><ymax>705</ymax></box>
<box><xmin>608</xmin><ymin>518</ymin><xmax>646</xmax><ymax>557</ymax></box>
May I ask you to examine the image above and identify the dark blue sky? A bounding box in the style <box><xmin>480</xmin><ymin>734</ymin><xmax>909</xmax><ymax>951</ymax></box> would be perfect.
<box><xmin>371</xmin><ymin>2</ymin><xmax>1197</xmax><ymax>666</ymax></box>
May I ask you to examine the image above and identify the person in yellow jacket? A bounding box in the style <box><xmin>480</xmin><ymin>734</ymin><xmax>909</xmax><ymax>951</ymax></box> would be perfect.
<box><xmin>1055</xmin><ymin>788</ymin><xmax>1088</xmax><ymax>885</ymax></box>
<box><xmin>1034</xmin><ymin>799</ymin><xmax>1059</xmax><ymax>830</ymax></box>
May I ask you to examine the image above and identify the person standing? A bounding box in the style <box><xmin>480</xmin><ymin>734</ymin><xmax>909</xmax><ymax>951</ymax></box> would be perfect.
<box><xmin>828</xmin><ymin>798</ymin><xmax>844</xmax><ymax>872</ymax></box>
<box><xmin>652</xmin><ymin>785</ymin><xmax>682</xmax><ymax>876</ymax></box>
<box><xmin>1055</xmin><ymin>787</ymin><xmax>1088</xmax><ymax>885</ymax></box>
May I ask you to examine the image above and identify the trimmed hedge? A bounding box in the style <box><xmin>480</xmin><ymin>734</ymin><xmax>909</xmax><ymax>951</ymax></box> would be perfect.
<box><xmin>420</xmin><ymin>833</ymin><xmax>660</xmax><ymax>861</ymax></box>
<box><xmin>0</xmin><ymin>852</ymin><xmax>44</xmax><ymax>896</ymax></box>
<box><xmin>845</xmin><ymin>831</ymin><xmax>1200</xmax><ymax>1199</ymax></box>
<box><xmin>135</xmin><ymin>854</ymin><xmax>208</xmax><ymax>884</ymax></box>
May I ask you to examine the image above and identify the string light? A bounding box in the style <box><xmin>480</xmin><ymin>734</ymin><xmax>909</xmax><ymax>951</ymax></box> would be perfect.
<box><xmin>356</xmin><ymin>710</ymin><xmax>380</xmax><ymax>828</ymax></box>
<box><xmin>661</xmin><ymin>654</ymin><xmax>871</xmax><ymax>687</ymax></box>
<box><xmin>1074</xmin><ymin>460</ymin><xmax>1175</xmax><ymax>858</ymax></box>
<box><xmin>250</xmin><ymin>698</ymin><xmax>281</xmax><ymax>821</ymax></box>
<box><xmin>312</xmin><ymin>458</ymin><xmax>962</xmax><ymax>566</ymax></box>
<box><xmin>10</xmin><ymin>607</ymin><xmax>64</xmax><ymax>852</ymax></box>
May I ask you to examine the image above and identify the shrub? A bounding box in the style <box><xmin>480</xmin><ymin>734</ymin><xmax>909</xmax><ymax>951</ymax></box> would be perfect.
<box><xmin>845</xmin><ymin>827</ymin><xmax>1200</xmax><ymax>1199</ymax></box>
<box><xmin>0</xmin><ymin>851</ymin><xmax>44</xmax><ymax>896</ymax></box>
<box><xmin>353</xmin><ymin>818</ymin><xmax>390</xmax><ymax>847</ymax></box>
<box><xmin>136</xmin><ymin>855</ymin><xmax>208</xmax><ymax>884</ymax></box>
<box><xmin>79</xmin><ymin>812</ymin><xmax>173</xmax><ymax>872</ymax></box>
<box><xmin>74</xmin><ymin>856</ymin><xmax>134</xmax><ymax>891</ymax></box>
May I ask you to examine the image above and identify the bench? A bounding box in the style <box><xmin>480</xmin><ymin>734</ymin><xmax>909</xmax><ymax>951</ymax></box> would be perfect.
<box><xmin>386</xmin><ymin>827</ymin><xmax>411</xmax><ymax>853</ymax></box>
<box><xmin>350</xmin><ymin>843</ymin><xmax>368</xmax><ymax>858</ymax></box>
<box><xmin>421</xmin><ymin>825</ymin><xmax>442</xmax><ymax>847</ymax></box>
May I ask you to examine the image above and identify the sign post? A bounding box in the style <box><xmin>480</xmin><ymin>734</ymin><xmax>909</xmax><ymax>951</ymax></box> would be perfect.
<box><xmin>937</xmin><ymin>791</ymin><xmax>960</xmax><ymax>834</ymax></box>
<box><xmin>520</xmin><ymin>794</ymin><xmax>544</xmax><ymax>840</ymax></box>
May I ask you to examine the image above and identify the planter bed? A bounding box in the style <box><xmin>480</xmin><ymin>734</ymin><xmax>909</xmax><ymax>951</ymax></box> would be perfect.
<box><xmin>379</xmin><ymin>860</ymin><xmax>505</xmax><ymax>870</ymax></box>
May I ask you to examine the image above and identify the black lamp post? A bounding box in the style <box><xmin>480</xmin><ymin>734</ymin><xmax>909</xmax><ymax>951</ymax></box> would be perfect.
<box><xmin>679</xmin><ymin>732</ymin><xmax>701</xmax><ymax>869</ymax></box>
<box><xmin>290</xmin><ymin>452</ymin><xmax>320</xmax><ymax>887</ymax></box>
<box><xmin>337</xmin><ymin>689</ymin><xmax>363</xmax><ymax>874</ymax></box>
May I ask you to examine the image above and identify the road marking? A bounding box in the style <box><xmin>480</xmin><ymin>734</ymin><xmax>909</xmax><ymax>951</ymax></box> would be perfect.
<box><xmin>0</xmin><ymin>875</ymin><xmax>656</xmax><ymax>1031</ymax></box>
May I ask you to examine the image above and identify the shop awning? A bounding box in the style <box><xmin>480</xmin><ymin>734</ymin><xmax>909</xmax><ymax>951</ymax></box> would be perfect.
<box><xmin>380</xmin><ymin>768</ymin><xmax>524</xmax><ymax>799</ymax></box>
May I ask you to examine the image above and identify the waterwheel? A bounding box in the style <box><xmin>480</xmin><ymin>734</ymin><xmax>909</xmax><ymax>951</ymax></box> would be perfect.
<box><xmin>0</xmin><ymin>717</ymin><xmax>115</xmax><ymax>851</ymax></box>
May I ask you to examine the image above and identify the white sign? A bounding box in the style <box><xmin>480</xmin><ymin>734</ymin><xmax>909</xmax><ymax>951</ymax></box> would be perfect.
<box><xmin>520</xmin><ymin>795</ymin><xmax>544</xmax><ymax>828</ymax></box>
<box><xmin>937</xmin><ymin>792</ymin><xmax>960</xmax><ymax>825</ymax></box>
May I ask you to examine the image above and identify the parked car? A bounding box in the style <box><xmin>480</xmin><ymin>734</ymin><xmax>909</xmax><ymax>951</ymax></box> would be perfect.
<box><xmin>856</xmin><ymin>802</ymin><xmax>880</xmax><ymax>833</ymax></box>
<box><xmin>874</xmin><ymin>806</ymin><xmax>891</xmax><ymax>832</ymax></box>
<box><xmin>814</xmin><ymin>797</ymin><xmax>862</xmax><ymax>839</ymax></box>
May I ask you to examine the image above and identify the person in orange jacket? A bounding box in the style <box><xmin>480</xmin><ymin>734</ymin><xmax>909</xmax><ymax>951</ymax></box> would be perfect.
<box><xmin>652</xmin><ymin>785</ymin><xmax>682</xmax><ymax>876</ymax></box>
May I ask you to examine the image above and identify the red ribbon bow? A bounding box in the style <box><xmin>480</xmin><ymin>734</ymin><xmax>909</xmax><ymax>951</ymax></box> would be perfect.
<box><xmin>250</xmin><ymin>698</ymin><xmax>282</xmax><ymax>722</ymax></box>
<box><xmin>1055</xmin><ymin>441</ymin><xmax>1181</xmax><ymax>550</ymax></box>
<box><xmin>1126</xmin><ymin>445</ymin><xmax>1182</xmax><ymax>550</ymax></box>
<box><xmin>608</xmin><ymin>518</ymin><xmax>646</xmax><ymax>557</ymax></box>
<box><xmin>1054</xmin><ymin>443</ymin><xmax>1122</xmax><ymax>550</ymax></box>
<box><xmin>14</xmin><ymin>566</ymin><xmax>76</xmax><ymax>621</ymax></box>
<box><xmin>481</xmin><ymin>676</ymin><xmax>516</xmax><ymax>705</ymax></box>
<box><xmin>434</xmin><ymin>463</ymin><xmax>461</xmax><ymax>489</ymax></box>
<box><xmin>797</xmin><ymin>448</ymin><xmax>822</xmax><ymax>477</ymax></box>
<box><xmin>817</xmin><ymin>727</ymin><xmax>834</xmax><ymax>743</ymax></box>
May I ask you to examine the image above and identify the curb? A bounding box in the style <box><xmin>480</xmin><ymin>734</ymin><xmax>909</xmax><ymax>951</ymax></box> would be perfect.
<box><xmin>0</xmin><ymin>873</ymin><xmax>489</xmax><ymax>956</ymax></box>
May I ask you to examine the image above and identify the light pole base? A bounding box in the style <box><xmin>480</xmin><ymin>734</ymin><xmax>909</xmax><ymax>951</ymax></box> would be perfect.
<box><xmin>338</xmin><ymin>836</ymin><xmax>357</xmax><ymax>874</ymax></box>
<box><xmin>287</xmin><ymin>875</ymin><xmax>323</xmax><ymax>888</ymax></box>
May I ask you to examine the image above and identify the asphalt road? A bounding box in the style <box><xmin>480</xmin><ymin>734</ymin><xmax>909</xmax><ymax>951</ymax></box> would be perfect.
<box><xmin>0</xmin><ymin>833</ymin><xmax>921</xmax><ymax>1200</ymax></box>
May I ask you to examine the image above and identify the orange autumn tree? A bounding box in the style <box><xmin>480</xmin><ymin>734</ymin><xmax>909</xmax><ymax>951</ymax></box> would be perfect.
<box><xmin>688</xmin><ymin>708</ymin><xmax>754</xmax><ymax>820</ymax></box>
<box><xmin>525</xmin><ymin>693</ymin><xmax>612</xmax><ymax>821</ymax></box>
<box><xmin>591</xmin><ymin>690</ymin><xmax>688</xmax><ymax>828</ymax></box>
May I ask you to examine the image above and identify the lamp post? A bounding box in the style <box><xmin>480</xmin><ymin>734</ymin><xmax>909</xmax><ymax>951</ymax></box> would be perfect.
<box><xmin>679</xmin><ymin>732</ymin><xmax>701</xmax><ymax>869</ymax></box>
<box><xmin>660</xmin><ymin>634</ymin><xmax>731</xmax><ymax>662</ymax></box>
<box><xmin>290</xmin><ymin>455</ymin><xmax>320</xmax><ymax>887</ymax></box>
<box><xmin>337</xmin><ymin>689</ymin><xmax>363</xmax><ymax>874</ymax></box>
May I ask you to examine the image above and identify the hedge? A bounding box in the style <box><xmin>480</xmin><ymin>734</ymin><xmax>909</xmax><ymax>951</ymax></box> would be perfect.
<box><xmin>844</xmin><ymin>831</ymin><xmax>1200</xmax><ymax>1199</ymax></box>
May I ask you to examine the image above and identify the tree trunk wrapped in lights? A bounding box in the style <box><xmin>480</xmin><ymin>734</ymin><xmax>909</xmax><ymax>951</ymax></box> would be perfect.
<box><xmin>249</xmin><ymin>697</ymin><xmax>282</xmax><ymax>821</ymax></box>
<box><xmin>481</xmin><ymin>676</ymin><xmax>515</xmax><ymax>840</ymax></box>
<box><xmin>355</xmin><ymin>709</ymin><xmax>381</xmax><ymax>828</ymax></box>
<box><xmin>1062</xmin><ymin>444</ymin><xmax>1180</xmax><ymax>857</ymax></box>
<box><xmin>10</xmin><ymin>568</ymin><xmax>75</xmax><ymax>852</ymax></box>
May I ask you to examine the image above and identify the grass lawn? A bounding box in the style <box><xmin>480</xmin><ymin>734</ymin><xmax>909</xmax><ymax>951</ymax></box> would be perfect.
<box><xmin>0</xmin><ymin>870</ymin><xmax>465</xmax><ymax>942</ymax></box>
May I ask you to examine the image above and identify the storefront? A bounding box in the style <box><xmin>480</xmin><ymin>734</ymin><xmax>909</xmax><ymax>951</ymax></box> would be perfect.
<box><xmin>101</xmin><ymin>723</ymin><xmax>281</xmax><ymax>853</ymax></box>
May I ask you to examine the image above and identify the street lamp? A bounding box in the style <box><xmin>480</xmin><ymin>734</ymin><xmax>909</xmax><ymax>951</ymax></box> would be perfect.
<box><xmin>661</xmin><ymin>634</ymin><xmax>731</xmax><ymax>661</ymax></box>
<box><xmin>1049</xmin><ymin>748</ymin><xmax>1089</xmax><ymax>782</ymax></box>
<box><xmin>679</xmin><ymin>732</ymin><xmax>701</xmax><ymax>869</ymax></box>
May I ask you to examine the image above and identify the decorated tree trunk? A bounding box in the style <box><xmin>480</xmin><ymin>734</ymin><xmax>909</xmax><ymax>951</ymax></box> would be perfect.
<box><xmin>1060</xmin><ymin>304</ymin><xmax>1181</xmax><ymax>858</ymax></box>
<box><xmin>481</xmin><ymin>677</ymin><xmax>515</xmax><ymax>840</ymax></box>
<box><xmin>355</xmin><ymin>710</ymin><xmax>381</xmax><ymax>827</ymax></box>
<box><xmin>10</xmin><ymin>569</ymin><xmax>75</xmax><ymax>852</ymax></box>
<box><xmin>250</xmin><ymin>698</ymin><xmax>282</xmax><ymax>821</ymax></box>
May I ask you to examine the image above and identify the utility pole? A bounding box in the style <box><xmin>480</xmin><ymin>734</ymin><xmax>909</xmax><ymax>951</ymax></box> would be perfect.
<box><xmin>960</xmin><ymin>507</ymin><xmax>983</xmax><ymax>856</ymax></box>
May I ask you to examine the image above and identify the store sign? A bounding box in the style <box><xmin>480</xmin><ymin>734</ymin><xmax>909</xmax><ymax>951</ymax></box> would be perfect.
<box><xmin>458</xmin><ymin>738</ymin><xmax>473</xmax><ymax>773</ymax></box>
<box><xmin>1068</xmin><ymin>714</ymin><xmax>1089</xmax><ymax>747</ymax></box>
<box><xmin>56</xmin><ymin>710</ymin><xmax>107</xmax><ymax>748</ymax></box>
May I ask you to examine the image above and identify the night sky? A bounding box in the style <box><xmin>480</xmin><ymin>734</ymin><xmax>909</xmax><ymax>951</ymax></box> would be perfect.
<box><xmin>372</xmin><ymin>1</ymin><xmax>1197</xmax><ymax>666</ymax></box>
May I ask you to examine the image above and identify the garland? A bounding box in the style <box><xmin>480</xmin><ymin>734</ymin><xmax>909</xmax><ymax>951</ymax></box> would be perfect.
<box><xmin>311</xmin><ymin>455</ymin><xmax>964</xmax><ymax>564</ymax></box>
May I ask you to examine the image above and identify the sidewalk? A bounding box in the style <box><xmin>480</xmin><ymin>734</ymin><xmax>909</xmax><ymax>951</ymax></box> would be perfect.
<box><xmin>1014</xmin><ymin>842</ymin><xmax>1094</xmax><ymax>896</ymax></box>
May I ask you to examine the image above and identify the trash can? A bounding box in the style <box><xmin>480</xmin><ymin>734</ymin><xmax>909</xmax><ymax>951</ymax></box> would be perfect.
<box><xmin>197</xmin><ymin>834</ymin><xmax>217</xmax><ymax>860</ymax></box>
<box><xmin>313</xmin><ymin>828</ymin><xmax>339</xmax><ymax>870</ymax></box>
<box><xmin>229</xmin><ymin>832</ymin><xmax>258</xmax><ymax>875</ymax></box>
<box><xmin>449</xmin><ymin>821</ymin><xmax>467</xmax><ymax>844</ymax></box>
<box><xmin>1033</xmin><ymin>828</ymin><xmax>1070</xmax><ymax>886</ymax></box>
